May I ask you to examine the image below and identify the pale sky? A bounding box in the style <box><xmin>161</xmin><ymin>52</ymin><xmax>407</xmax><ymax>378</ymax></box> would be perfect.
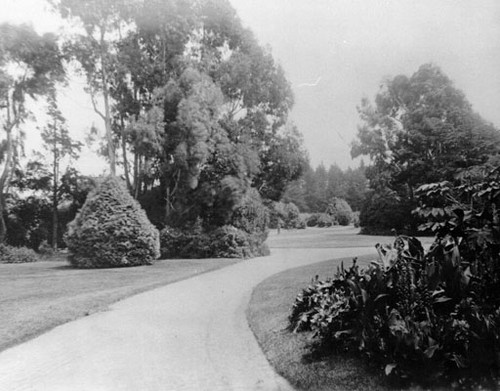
<box><xmin>2</xmin><ymin>0</ymin><xmax>500</xmax><ymax>173</ymax></box>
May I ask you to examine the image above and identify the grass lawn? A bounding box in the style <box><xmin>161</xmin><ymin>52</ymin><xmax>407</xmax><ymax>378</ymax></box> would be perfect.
<box><xmin>247</xmin><ymin>253</ymin><xmax>390</xmax><ymax>391</ymax></box>
<box><xmin>0</xmin><ymin>255</ymin><xmax>239</xmax><ymax>353</ymax></box>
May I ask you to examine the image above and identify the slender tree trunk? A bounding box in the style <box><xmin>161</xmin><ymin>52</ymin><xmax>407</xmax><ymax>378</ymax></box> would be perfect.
<box><xmin>100</xmin><ymin>28</ymin><xmax>116</xmax><ymax>176</ymax></box>
<box><xmin>0</xmin><ymin>128</ymin><xmax>13</xmax><ymax>243</ymax></box>
<box><xmin>134</xmin><ymin>153</ymin><xmax>140</xmax><ymax>199</ymax></box>
<box><xmin>165</xmin><ymin>186</ymin><xmax>171</xmax><ymax>222</ymax></box>
<box><xmin>120</xmin><ymin>116</ymin><xmax>131</xmax><ymax>191</ymax></box>
<box><xmin>52</xmin><ymin>139</ymin><xmax>58</xmax><ymax>250</ymax></box>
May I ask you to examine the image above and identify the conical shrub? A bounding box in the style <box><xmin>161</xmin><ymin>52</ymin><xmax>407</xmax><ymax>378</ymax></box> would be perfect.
<box><xmin>65</xmin><ymin>176</ymin><xmax>160</xmax><ymax>268</ymax></box>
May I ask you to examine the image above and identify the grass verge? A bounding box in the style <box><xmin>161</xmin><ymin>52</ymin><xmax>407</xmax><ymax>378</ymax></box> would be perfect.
<box><xmin>0</xmin><ymin>256</ymin><xmax>239</xmax><ymax>353</ymax></box>
<box><xmin>247</xmin><ymin>254</ymin><xmax>390</xmax><ymax>391</ymax></box>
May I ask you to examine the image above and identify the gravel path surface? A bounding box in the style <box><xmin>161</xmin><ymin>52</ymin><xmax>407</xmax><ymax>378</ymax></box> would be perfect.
<box><xmin>0</xmin><ymin>242</ymin><xmax>376</xmax><ymax>390</ymax></box>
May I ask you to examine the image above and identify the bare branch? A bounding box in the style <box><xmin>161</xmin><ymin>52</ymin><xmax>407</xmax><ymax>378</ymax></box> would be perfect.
<box><xmin>89</xmin><ymin>87</ymin><xmax>106</xmax><ymax>120</ymax></box>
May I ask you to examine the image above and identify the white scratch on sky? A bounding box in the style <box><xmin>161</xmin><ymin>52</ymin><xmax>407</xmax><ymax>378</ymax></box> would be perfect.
<box><xmin>297</xmin><ymin>76</ymin><xmax>321</xmax><ymax>88</ymax></box>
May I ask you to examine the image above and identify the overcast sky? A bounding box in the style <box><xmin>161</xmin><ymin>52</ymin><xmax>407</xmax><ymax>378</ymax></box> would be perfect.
<box><xmin>2</xmin><ymin>0</ymin><xmax>500</xmax><ymax>172</ymax></box>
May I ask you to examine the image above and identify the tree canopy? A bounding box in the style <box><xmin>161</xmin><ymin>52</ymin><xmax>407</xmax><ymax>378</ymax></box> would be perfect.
<box><xmin>0</xmin><ymin>23</ymin><xmax>65</xmax><ymax>242</ymax></box>
<box><xmin>352</xmin><ymin>64</ymin><xmax>500</xmax><ymax>232</ymax></box>
<box><xmin>50</xmin><ymin>0</ymin><xmax>307</xmax><ymax>230</ymax></box>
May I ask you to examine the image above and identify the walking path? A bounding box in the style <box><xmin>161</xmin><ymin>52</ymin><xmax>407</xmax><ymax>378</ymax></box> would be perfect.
<box><xmin>0</xmin><ymin>241</ymin><xmax>376</xmax><ymax>390</ymax></box>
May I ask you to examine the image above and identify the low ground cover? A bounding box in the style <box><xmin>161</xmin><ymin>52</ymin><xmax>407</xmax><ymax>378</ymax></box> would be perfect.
<box><xmin>0</xmin><ymin>256</ymin><xmax>239</xmax><ymax>352</ymax></box>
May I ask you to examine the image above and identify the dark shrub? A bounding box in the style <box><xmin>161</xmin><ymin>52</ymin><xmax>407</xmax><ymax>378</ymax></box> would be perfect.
<box><xmin>360</xmin><ymin>189</ymin><xmax>413</xmax><ymax>234</ymax></box>
<box><xmin>209</xmin><ymin>225</ymin><xmax>250</xmax><ymax>258</ymax></box>
<box><xmin>306</xmin><ymin>213</ymin><xmax>319</xmax><ymax>227</ymax></box>
<box><xmin>230</xmin><ymin>189</ymin><xmax>269</xmax><ymax>256</ymax></box>
<box><xmin>296</xmin><ymin>217</ymin><xmax>307</xmax><ymax>229</ymax></box>
<box><xmin>0</xmin><ymin>244</ymin><xmax>39</xmax><ymax>263</ymax></box>
<box><xmin>269</xmin><ymin>201</ymin><xmax>303</xmax><ymax>230</ymax></box>
<box><xmin>65</xmin><ymin>176</ymin><xmax>160</xmax><ymax>268</ymax></box>
<box><xmin>159</xmin><ymin>226</ymin><xmax>191</xmax><ymax>259</ymax></box>
<box><xmin>160</xmin><ymin>224</ymin><xmax>269</xmax><ymax>259</ymax></box>
<box><xmin>316</xmin><ymin>213</ymin><xmax>335</xmax><ymax>227</ymax></box>
<box><xmin>325</xmin><ymin>197</ymin><xmax>353</xmax><ymax>226</ymax></box>
<box><xmin>351</xmin><ymin>211</ymin><xmax>360</xmax><ymax>228</ymax></box>
<box><xmin>231</xmin><ymin>189</ymin><xmax>269</xmax><ymax>235</ymax></box>
<box><xmin>5</xmin><ymin>195</ymin><xmax>51</xmax><ymax>250</ymax></box>
<box><xmin>159</xmin><ymin>189</ymin><xmax>270</xmax><ymax>259</ymax></box>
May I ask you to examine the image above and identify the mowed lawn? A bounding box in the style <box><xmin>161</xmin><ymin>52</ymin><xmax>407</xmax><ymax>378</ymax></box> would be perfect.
<box><xmin>0</xmin><ymin>255</ymin><xmax>239</xmax><ymax>353</ymax></box>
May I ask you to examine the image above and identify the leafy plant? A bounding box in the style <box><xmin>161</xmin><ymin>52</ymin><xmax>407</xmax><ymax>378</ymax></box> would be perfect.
<box><xmin>290</xmin><ymin>228</ymin><xmax>500</xmax><ymax>387</ymax></box>
<box><xmin>0</xmin><ymin>245</ymin><xmax>39</xmax><ymax>263</ymax></box>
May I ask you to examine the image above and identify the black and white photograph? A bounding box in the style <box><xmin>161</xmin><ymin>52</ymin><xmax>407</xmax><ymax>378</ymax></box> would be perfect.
<box><xmin>0</xmin><ymin>0</ymin><xmax>499</xmax><ymax>389</ymax></box>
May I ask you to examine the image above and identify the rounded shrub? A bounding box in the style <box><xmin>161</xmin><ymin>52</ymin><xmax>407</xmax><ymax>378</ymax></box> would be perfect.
<box><xmin>231</xmin><ymin>189</ymin><xmax>270</xmax><ymax>256</ymax></box>
<box><xmin>316</xmin><ymin>213</ymin><xmax>335</xmax><ymax>227</ymax></box>
<box><xmin>209</xmin><ymin>225</ymin><xmax>250</xmax><ymax>258</ymax></box>
<box><xmin>325</xmin><ymin>197</ymin><xmax>353</xmax><ymax>226</ymax></box>
<box><xmin>360</xmin><ymin>189</ymin><xmax>412</xmax><ymax>234</ymax></box>
<box><xmin>159</xmin><ymin>226</ymin><xmax>190</xmax><ymax>259</ymax></box>
<box><xmin>306</xmin><ymin>213</ymin><xmax>320</xmax><ymax>227</ymax></box>
<box><xmin>0</xmin><ymin>244</ymin><xmax>39</xmax><ymax>263</ymax></box>
<box><xmin>65</xmin><ymin>176</ymin><xmax>160</xmax><ymax>268</ymax></box>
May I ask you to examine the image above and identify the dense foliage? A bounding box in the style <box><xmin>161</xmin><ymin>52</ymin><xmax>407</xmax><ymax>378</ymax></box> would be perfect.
<box><xmin>54</xmin><ymin>0</ymin><xmax>307</xmax><ymax>231</ymax></box>
<box><xmin>0</xmin><ymin>23</ymin><xmax>65</xmax><ymax>243</ymax></box>
<box><xmin>65</xmin><ymin>176</ymin><xmax>160</xmax><ymax>268</ymax></box>
<box><xmin>269</xmin><ymin>201</ymin><xmax>305</xmax><ymax>230</ymax></box>
<box><xmin>359</xmin><ymin>188</ymin><xmax>412</xmax><ymax>234</ymax></box>
<box><xmin>290</xmin><ymin>167</ymin><xmax>500</xmax><ymax>387</ymax></box>
<box><xmin>305</xmin><ymin>213</ymin><xmax>335</xmax><ymax>228</ymax></box>
<box><xmin>160</xmin><ymin>189</ymin><xmax>269</xmax><ymax>259</ymax></box>
<box><xmin>0</xmin><ymin>244</ymin><xmax>39</xmax><ymax>263</ymax></box>
<box><xmin>352</xmin><ymin>64</ymin><xmax>500</xmax><ymax>233</ymax></box>
<box><xmin>5</xmin><ymin>164</ymin><xmax>94</xmax><ymax>251</ymax></box>
<box><xmin>159</xmin><ymin>224</ymin><xmax>269</xmax><ymax>259</ymax></box>
<box><xmin>44</xmin><ymin>0</ymin><xmax>310</xmax><ymax>258</ymax></box>
<box><xmin>325</xmin><ymin>197</ymin><xmax>353</xmax><ymax>226</ymax></box>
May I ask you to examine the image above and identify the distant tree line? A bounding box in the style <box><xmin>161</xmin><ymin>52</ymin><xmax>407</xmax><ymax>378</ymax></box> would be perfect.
<box><xmin>281</xmin><ymin>162</ymin><xmax>368</xmax><ymax>214</ymax></box>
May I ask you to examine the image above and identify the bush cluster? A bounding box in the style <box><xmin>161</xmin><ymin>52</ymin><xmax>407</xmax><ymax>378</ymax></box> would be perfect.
<box><xmin>291</xmin><ymin>169</ymin><xmax>500</xmax><ymax>387</ymax></box>
<box><xmin>359</xmin><ymin>189</ymin><xmax>414</xmax><ymax>234</ymax></box>
<box><xmin>325</xmin><ymin>197</ymin><xmax>353</xmax><ymax>226</ymax></box>
<box><xmin>290</xmin><ymin>235</ymin><xmax>500</xmax><ymax>387</ymax></box>
<box><xmin>0</xmin><ymin>244</ymin><xmax>39</xmax><ymax>263</ymax></box>
<box><xmin>160</xmin><ymin>190</ymin><xmax>270</xmax><ymax>259</ymax></box>
<box><xmin>269</xmin><ymin>202</ymin><xmax>305</xmax><ymax>230</ymax></box>
<box><xmin>65</xmin><ymin>176</ymin><xmax>160</xmax><ymax>268</ymax></box>
<box><xmin>160</xmin><ymin>224</ymin><xmax>269</xmax><ymax>259</ymax></box>
<box><xmin>305</xmin><ymin>213</ymin><xmax>335</xmax><ymax>227</ymax></box>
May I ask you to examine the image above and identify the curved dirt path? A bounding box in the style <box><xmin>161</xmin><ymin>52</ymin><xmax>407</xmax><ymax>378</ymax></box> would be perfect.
<box><xmin>0</xmin><ymin>236</ymin><xmax>377</xmax><ymax>390</ymax></box>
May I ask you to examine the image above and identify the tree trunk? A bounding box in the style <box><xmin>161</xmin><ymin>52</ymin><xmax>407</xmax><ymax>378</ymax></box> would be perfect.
<box><xmin>100</xmin><ymin>28</ymin><xmax>116</xmax><ymax>176</ymax></box>
<box><xmin>52</xmin><ymin>141</ymin><xmax>58</xmax><ymax>250</ymax></box>
<box><xmin>134</xmin><ymin>154</ymin><xmax>140</xmax><ymax>199</ymax></box>
<box><xmin>165</xmin><ymin>186</ymin><xmax>171</xmax><ymax>222</ymax></box>
<box><xmin>0</xmin><ymin>129</ymin><xmax>13</xmax><ymax>243</ymax></box>
<box><xmin>121</xmin><ymin>116</ymin><xmax>131</xmax><ymax>191</ymax></box>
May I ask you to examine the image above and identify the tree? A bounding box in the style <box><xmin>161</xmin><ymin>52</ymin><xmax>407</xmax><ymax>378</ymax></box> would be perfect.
<box><xmin>41</xmin><ymin>92</ymin><xmax>82</xmax><ymax>249</ymax></box>
<box><xmin>0</xmin><ymin>23</ymin><xmax>64</xmax><ymax>242</ymax></box>
<box><xmin>352</xmin><ymin>64</ymin><xmax>500</xmax><ymax>231</ymax></box>
<box><xmin>54</xmin><ymin>0</ymin><xmax>306</xmax><ymax>233</ymax></box>
<box><xmin>54</xmin><ymin>0</ymin><xmax>133</xmax><ymax>175</ymax></box>
<box><xmin>254</xmin><ymin>123</ymin><xmax>308</xmax><ymax>201</ymax></box>
<box><xmin>116</xmin><ymin>0</ymin><xmax>303</xmax><ymax>228</ymax></box>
